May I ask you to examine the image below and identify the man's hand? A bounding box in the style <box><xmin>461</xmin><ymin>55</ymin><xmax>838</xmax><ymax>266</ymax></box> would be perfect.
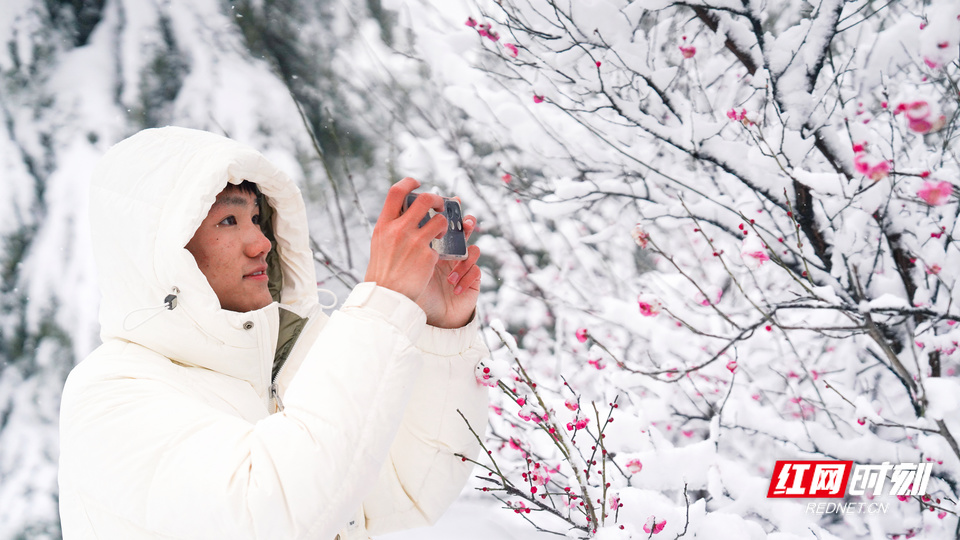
<box><xmin>365</xmin><ymin>178</ymin><xmax>447</xmax><ymax>303</ymax></box>
<box><xmin>364</xmin><ymin>178</ymin><xmax>482</xmax><ymax>329</ymax></box>
<box><xmin>417</xmin><ymin>216</ymin><xmax>481</xmax><ymax>329</ymax></box>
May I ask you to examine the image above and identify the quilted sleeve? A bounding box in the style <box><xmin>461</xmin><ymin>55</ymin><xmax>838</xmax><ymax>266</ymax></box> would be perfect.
<box><xmin>362</xmin><ymin>315</ymin><xmax>491</xmax><ymax>535</ymax></box>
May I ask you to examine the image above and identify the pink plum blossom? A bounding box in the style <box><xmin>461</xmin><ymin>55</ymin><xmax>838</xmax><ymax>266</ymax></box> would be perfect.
<box><xmin>853</xmin><ymin>153</ymin><xmax>891</xmax><ymax>181</ymax></box>
<box><xmin>741</xmin><ymin>236</ymin><xmax>770</xmax><ymax>269</ymax></box>
<box><xmin>631</xmin><ymin>224</ymin><xmax>650</xmax><ymax>248</ymax></box>
<box><xmin>587</xmin><ymin>355</ymin><xmax>605</xmax><ymax>370</ymax></box>
<box><xmin>530</xmin><ymin>468</ymin><xmax>550</xmax><ymax>487</ymax></box>
<box><xmin>918</xmin><ymin>180</ymin><xmax>953</xmax><ymax>206</ymax></box>
<box><xmin>625</xmin><ymin>458</ymin><xmax>643</xmax><ymax>473</ymax></box>
<box><xmin>637</xmin><ymin>294</ymin><xmax>662</xmax><ymax>316</ymax></box>
<box><xmin>465</xmin><ymin>17</ymin><xmax>477</xmax><ymax>27</ymax></box>
<box><xmin>475</xmin><ymin>23</ymin><xmax>500</xmax><ymax>41</ymax></box>
<box><xmin>504</xmin><ymin>43</ymin><xmax>518</xmax><ymax>57</ymax></box>
<box><xmin>643</xmin><ymin>516</ymin><xmax>667</xmax><ymax>534</ymax></box>
<box><xmin>533</xmin><ymin>94</ymin><xmax>544</xmax><ymax>104</ymax></box>
<box><xmin>743</xmin><ymin>250</ymin><xmax>769</xmax><ymax>265</ymax></box>
<box><xmin>726</xmin><ymin>108</ymin><xmax>753</xmax><ymax>125</ymax></box>
<box><xmin>897</xmin><ymin>100</ymin><xmax>946</xmax><ymax>133</ymax></box>
<box><xmin>679</xmin><ymin>45</ymin><xmax>696</xmax><ymax>59</ymax></box>
<box><xmin>695</xmin><ymin>287</ymin><xmax>722</xmax><ymax>306</ymax></box>
<box><xmin>726</xmin><ymin>360</ymin><xmax>738</xmax><ymax>373</ymax></box>
<box><xmin>518</xmin><ymin>404</ymin><xmax>544</xmax><ymax>423</ymax></box>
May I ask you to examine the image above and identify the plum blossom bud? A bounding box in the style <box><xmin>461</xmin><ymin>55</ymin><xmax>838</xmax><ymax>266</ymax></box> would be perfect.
<box><xmin>575</xmin><ymin>328</ymin><xmax>589</xmax><ymax>342</ymax></box>
<box><xmin>476</xmin><ymin>359</ymin><xmax>507</xmax><ymax>388</ymax></box>
<box><xmin>507</xmin><ymin>500</ymin><xmax>531</xmax><ymax>514</ymax></box>
<box><xmin>679</xmin><ymin>45</ymin><xmax>696</xmax><ymax>59</ymax></box>
<box><xmin>918</xmin><ymin>180</ymin><xmax>953</xmax><ymax>206</ymax></box>
<box><xmin>533</xmin><ymin>94</ymin><xmax>544</xmax><ymax>104</ymax></box>
<box><xmin>475</xmin><ymin>362</ymin><xmax>499</xmax><ymax>387</ymax></box>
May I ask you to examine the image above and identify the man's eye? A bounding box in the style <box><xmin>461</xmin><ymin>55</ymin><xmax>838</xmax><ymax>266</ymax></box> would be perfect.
<box><xmin>218</xmin><ymin>216</ymin><xmax>237</xmax><ymax>226</ymax></box>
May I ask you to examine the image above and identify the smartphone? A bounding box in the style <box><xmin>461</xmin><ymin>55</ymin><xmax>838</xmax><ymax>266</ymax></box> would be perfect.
<box><xmin>403</xmin><ymin>193</ymin><xmax>468</xmax><ymax>261</ymax></box>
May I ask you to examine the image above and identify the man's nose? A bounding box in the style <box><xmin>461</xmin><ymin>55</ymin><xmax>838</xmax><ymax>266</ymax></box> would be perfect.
<box><xmin>245</xmin><ymin>224</ymin><xmax>272</xmax><ymax>257</ymax></box>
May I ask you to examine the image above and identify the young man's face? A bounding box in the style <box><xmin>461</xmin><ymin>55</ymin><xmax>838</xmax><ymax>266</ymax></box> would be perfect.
<box><xmin>185</xmin><ymin>185</ymin><xmax>274</xmax><ymax>312</ymax></box>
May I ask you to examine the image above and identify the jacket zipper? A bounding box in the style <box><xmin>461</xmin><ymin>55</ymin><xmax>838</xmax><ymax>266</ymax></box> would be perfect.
<box><xmin>268</xmin><ymin>305</ymin><xmax>322</xmax><ymax>413</ymax></box>
<box><xmin>269</xmin><ymin>381</ymin><xmax>285</xmax><ymax>412</ymax></box>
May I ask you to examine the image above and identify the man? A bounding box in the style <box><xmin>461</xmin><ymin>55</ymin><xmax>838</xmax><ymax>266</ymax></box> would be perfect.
<box><xmin>58</xmin><ymin>126</ymin><xmax>489</xmax><ymax>539</ymax></box>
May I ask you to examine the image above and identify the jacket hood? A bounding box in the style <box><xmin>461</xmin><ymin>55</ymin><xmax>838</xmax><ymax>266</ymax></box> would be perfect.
<box><xmin>89</xmin><ymin>126</ymin><xmax>318</xmax><ymax>386</ymax></box>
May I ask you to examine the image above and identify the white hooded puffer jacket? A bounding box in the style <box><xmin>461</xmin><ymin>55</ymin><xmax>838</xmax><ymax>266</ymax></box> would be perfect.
<box><xmin>58</xmin><ymin>127</ymin><xmax>489</xmax><ymax>540</ymax></box>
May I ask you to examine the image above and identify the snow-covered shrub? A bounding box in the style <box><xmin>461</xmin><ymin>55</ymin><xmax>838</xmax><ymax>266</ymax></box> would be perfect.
<box><xmin>386</xmin><ymin>0</ymin><xmax>960</xmax><ymax>537</ymax></box>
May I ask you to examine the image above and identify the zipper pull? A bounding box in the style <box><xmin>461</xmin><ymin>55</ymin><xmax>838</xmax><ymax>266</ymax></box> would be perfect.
<box><xmin>270</xmin><ymin>382</ymin><xmax>285</xmax><ymax>413</ymax></box>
